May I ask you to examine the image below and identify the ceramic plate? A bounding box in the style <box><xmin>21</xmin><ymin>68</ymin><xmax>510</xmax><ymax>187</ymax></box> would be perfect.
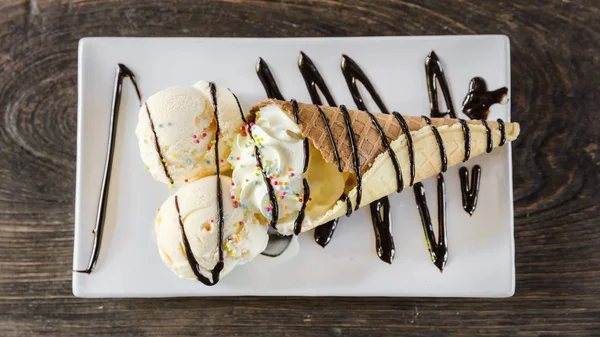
<box><xmin>74</xmin><ymin>36</ymin><xmax>514</xmax><ymax>297</ymax></box>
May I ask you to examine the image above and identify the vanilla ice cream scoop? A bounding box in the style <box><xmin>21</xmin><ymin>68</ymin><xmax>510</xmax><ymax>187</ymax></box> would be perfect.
<box><xmin>155</xmin><ymin>175</ymin><xmax>268</xmax><ymax>283</ymax></box>
<box><xmin>136</xmin><ymin>81</ymin><xmax>244</xmax><ymax>187</ymax></box>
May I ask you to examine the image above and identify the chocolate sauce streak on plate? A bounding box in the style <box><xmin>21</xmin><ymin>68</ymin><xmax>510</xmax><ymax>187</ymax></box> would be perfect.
<box><xmin>459</xmin><ymin>76</ymin><xmax>508</xmax><ymax>215</ymax></box>
<box><xmin>296</xmin><ymin>54</ymin><xmax>347</xmax><ymax>246</ymax></box>
<box><xmin>369</xmin><ymin>196</ymin><xmax>395</xmax><ymax>263</ymax></box>
<box><xmin>425</xmin><ymin>51</ymin><xmax>457</xmax><ymax>118</ymax></box>
<box><xmin>75</xmin><ymin>64</ymin><xmax>142</xmax><ymax>274</ymax></box>
<box><xmin>392</xmin><ymin>112</ymin><xmax>416</xmax><ymax>187</ymax></box>
<box><xmin>481</xmin><ymin>119</ymin><xmax>493</xmax><ymax>153</ymax></box>
<box><xmin>255</xmin><ymin>58</ymin><xmax>291</xmax><ymax>254</ymax></box>
<box><xmin>298</xmin><ymin>52</ymin><xmax>337</xmax><ymax>106</ymax></box>
<box><xmin>420</xmin><ymin>52</ymin><xmax>452</xmax><ymax>270</ymax></box>
<box><xmin>461</xmin><ymin>77</ymin><xmax>508</xmax><ymax>120</ymax></box>
<box><xmin>341</xmin><ymin>54</ymin><xmax>389</xmax><ymax>114</ymax></box>
<box><xmin>413</xmin><ymin>175</ymin><xmax>448</xmax><ymax>272</ymax></box>
<box><xmin>421</xmin><ymin>116</ymin><xmax>448</xmax><ymax>173</ymax></box>
<box><xmin>341</xmin><ymin>54</ymin><xmax>396</xmax><ymax>263</ymax></box>
<box><xmin>459</xmin><ymin>119</ymin><xmax>472</xmax><ymax>162</ymax></box>
<box><xmin>294</xmin><ymin>179</ymin><xmax>310</xmax><ymax>235</ymax></box>
<box><xmin>256</xmin><ymin>57</ymin><xmax>285</xmax><ymax>100</ymax></box>
<box><xmin>459</xmin><ymin>165</ymin><xmax>481</xmax><ymax>216</ymax></box>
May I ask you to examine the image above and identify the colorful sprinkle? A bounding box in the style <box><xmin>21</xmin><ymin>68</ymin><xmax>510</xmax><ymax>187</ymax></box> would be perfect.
<box><xmin>187</xmin><ymin>159</ymin><xmax>192</xmax><ymax>164</ymax></box>
<box><xmin>184</xmin><ymin>179</ymin><xmax>188</xmax><ymax>183</ymax></box>
<box><xmin>158</xmin><ymin>124</ymin><xmax>163</xmax><ymax>128</ymax></box>
<box><xmin>206</xmin><ymin>161</ymin><xmax>211</xmax><ymax>165</ymax></box>
<box><xmin>167</xmin><ymin>122</ymin><xmax>172</xmax><ymax>126</ymax></box>
<box><xmin>172</xmin><ymin>154</ymin><xmax>177</xmax><ymax>158</ymax></box>
<box><xmin>193</xmin><ymin>135</ymin><xmax>197</xmax><ymax>139</ymax></box>
<box><xmin>169</xmin><ymin>184</ymin><xmax>174</xmax><ymax>189</ymax></box>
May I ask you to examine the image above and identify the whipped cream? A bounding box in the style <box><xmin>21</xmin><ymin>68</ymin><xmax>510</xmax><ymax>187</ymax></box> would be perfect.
<box><xmin>229</xmin><ymin>104</ymin><xmax>345</xmax><ymax>235</ymax></box>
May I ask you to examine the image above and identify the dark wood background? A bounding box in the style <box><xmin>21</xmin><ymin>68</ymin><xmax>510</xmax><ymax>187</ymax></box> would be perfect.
<box><xmin>1</xmin><ymin>0</ymin><xmax>599</xmax><ymax>336</ymax></box>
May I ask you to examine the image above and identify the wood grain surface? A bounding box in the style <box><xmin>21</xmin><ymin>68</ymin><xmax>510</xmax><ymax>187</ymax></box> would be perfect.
<box><xmin>1</xmin><ymin>0</ymin><xmax>599</xmax><ymax>336</ymax></box>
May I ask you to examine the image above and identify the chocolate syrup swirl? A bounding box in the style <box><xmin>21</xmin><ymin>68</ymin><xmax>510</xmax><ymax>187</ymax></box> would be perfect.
<box><xmin>459</xmin><ymin>165</ymin><xmax>481</xmax><ymax>216</ymax></box>
<box><xmin>256</xmin><ymin>57</ymin><xmax>285</xmax><ymax>100</ymax></box>
<box><xmin>341</xmin><ymin>54</ymin><xmax>395</xmax><ymax>263</ymax></box>
<box><xmin>175</xmin><ymin>195</ymin><xmax>223</xmax><ymax>286</ymax></box>
<box><xmin>425</xmin><ymin>51</ymin><xmax>456</xmax><ymax>118</ymax></box>
<box><xmin>392</xmin><ymin>112</ymin><xmax>416</xmax><ymax>187</ymax></box>
<box><xmin>421</xmin><ymin>116</ymin><xmax>448</xmax><ymax>173</ymax></box>
<box><xmin>76</xmin><ymin>64</ymin><xmax>142</xmax><ymax>274</ymax></box>
<box><xmin>339</xmin><ymin>105</ymin><xmax>363</xmax><ymax>211</ymax></box>
<box><xmin>413</xmin><ymin>175</ymin><xmax>448</xmax><ymax>272</ymax></box>
<box><xmin>461</xmin><ymin>77</ymin><xmax>508</xmax><ymax>120</ymax></box>
<box><xmin>481</xmin><ymin>119</ymin><xmax>493</xmax><ymax>153</ymax></box>
<box><xmin>296</xmin><ymin>53</ymin><xmax>345</xmax><ymax>247</ymax></box>
<box><xmin>459</xmin><ymin>119</ymin><xmax>472</xmax><ymax>162</ymax></box>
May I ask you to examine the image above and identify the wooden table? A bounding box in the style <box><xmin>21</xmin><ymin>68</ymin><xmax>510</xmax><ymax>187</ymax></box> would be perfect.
<box><xmin>1</xmin><ymin>0</ymin><xmax>599</xmax><ymax>336</ymax></box>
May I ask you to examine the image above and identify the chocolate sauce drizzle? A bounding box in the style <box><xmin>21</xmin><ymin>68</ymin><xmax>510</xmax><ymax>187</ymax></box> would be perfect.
<box><xmin>175</xmin><ymin>195</ymin><xmax>222</xmax><ymax>286</ymax></box>
<box><xmin>461</xmin><ymin>77</ymin><xmax>508</xmax><ymax>120</ymax></box>
<box><xmin>292</xmin><ymin>99</ymin><xmax>311</xmax><ymax>235</ymax></box>
<box><xmin>341</xmin><ymin>54</ymin><xmax>390</xmax><ymax>114</ymax></box>
<box><xmin>421</xmin><ymin>52</ymin><xmax>450</xmax><ymax>271</ymax></box>
<box><xmin>297</xmin><ymin>52</ymin><xmax>347</xmax><ymax>247</ymax></box>
<box><xmin>413</xmin><ymin>175</ymin><xmax>448</xmax><ymax>272</ymax></box>
<box><xmin>256</xmin><ymin>57</ymin><xmax>285</xmax><ymax>100</ymax></box>
<box><xmin>459</xmin><ymin>119</ymin><xmax>472</xmax><ymax>162</ymax></box>
<box><xmin>459</xmin><ymin>165</ymin><xmax>481</xmax><ymax>216</ymax></box>
<box><xmin>75</xmin><ymin>64</ymin><xmax>142</xmax><ymax>274</ymax></box>
<box><xmin>298</xmin><ymin>51</ymin><xmax>337</xmax><ymax>106</ymax></box>
<box><xmin>318</xmin><ymin>106</ymin><xmax>343</xmax><ymax>172</ymax></box>
<box><xmin>421</xmin><ymin>116</ymin><xmax>448</xmax><ymax>173</ymax></box>
<box><xmin>425</xmin><ymin>51</ymin><xmax>456</xmax><ymax>118</ymax></box>
<box><xmin>340</xmin><ymin>54</ymin><xmax>396</xmax><ymax>263</ymax></box>
<box><xmin>497</xmin><ymin>118</ymin><xmax>507</xmax><ymax>146</ymax></box>
<box><xmin>366</xmin><ymin>111</ymin><xmax>403</xmax><ymax>193</ymax></box>
<box><xmin>458</xmin><ymin>76</ymin><xmax>509</xmax><ymax>215</ymax></box>
<box><xmin>481</xmin><ymin>119</ymin><xmax>493</xmax><ymax>153</ymax></box>
<box><xmin>254</xmin><ymin>58</ymin><xmax>283</xmax><ymax>229</ymax></box>
<box><xmin>145</xmin><ymin>103</ymin><xmax>173</xmax><ymax>185</ymax></box>
<box><xmin>392</xmin><ymin>112</ymin><xmax>416</xmax><ymax>187</ymax></box>
<box><xmin>339</xmin><ymin>105</ymin><xmax>363</xmax><ymax>211</ymax></box>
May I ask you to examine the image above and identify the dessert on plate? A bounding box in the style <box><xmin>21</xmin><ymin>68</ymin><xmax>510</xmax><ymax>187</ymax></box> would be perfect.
<box><xmin>135</xmin><ymin>81</ymin><xmax>519</xmax><ymax>285</ymax></box>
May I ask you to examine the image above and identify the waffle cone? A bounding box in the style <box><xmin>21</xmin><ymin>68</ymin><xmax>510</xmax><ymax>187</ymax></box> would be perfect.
<box><xmin>249</xmin><ymin>99</ymin><xmax>520</xmax><ymax>231</ymax></box>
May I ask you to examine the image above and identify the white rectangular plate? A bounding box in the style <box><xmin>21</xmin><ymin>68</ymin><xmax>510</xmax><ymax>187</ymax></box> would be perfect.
<box><xmin>74</xmin><ymin>36</ymin><xmax>514</xmax><ymax>298</ymax></box>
